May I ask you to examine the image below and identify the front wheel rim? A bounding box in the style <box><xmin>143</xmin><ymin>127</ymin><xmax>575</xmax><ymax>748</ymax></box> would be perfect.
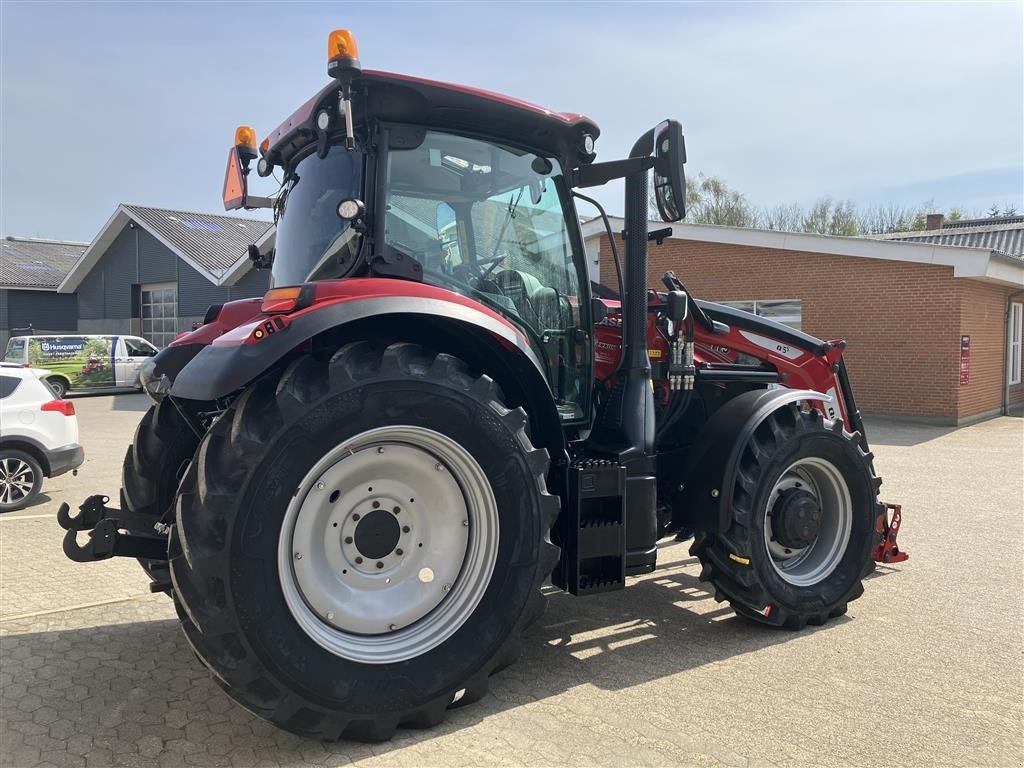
<box><xmin>0</xmin><ymin>458</ymin><xmax>35</xmax><ymax>505</ymax></box>
<box><xmin>278</xmin><ymin>425</ymin><xmax>499</xmax><ymax>664</ymax></box>
<box><xmin>763</xmin><ymin>457</ymin><xmax>852</xmax><ymax>586</ymax></box>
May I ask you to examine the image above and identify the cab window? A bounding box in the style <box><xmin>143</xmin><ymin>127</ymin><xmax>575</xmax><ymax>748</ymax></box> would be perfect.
<box><xmin>384</xmin><ymin>131</ymin><xmax>589</xmax><ymax>421</ymax></box>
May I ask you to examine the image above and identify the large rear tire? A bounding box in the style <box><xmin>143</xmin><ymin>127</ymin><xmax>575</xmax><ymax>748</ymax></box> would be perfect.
<box><xmin>169</xmin><ymin>342</ymin><xmax>559</xmax><ymax>741</ymax></box>
<box><xmin>692</xmin><ymin>403</ymin><xmax>879</xmax><ymax>629</ymax></box>
<box><xmin>122</xmin><ymin>399</ymin><xmax>200</xmax><ymax>583</ymax></box>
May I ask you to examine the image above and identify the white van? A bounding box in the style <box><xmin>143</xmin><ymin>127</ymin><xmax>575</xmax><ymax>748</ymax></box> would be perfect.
<box><xmin>3</xmin><ymin>334</ymin><xmax>159</xmax><ymax>398</ymax></box>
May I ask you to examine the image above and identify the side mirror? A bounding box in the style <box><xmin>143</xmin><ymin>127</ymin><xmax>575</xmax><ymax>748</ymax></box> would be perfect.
<box><xmin>652</xmin><ymin>120</ymin><xmax>686</xmax><ymax>222</ymax></box>
<box><xmin>223</xmin><ymin>125</ymin><xmax>273</xmax><ymax>211</ymax></box>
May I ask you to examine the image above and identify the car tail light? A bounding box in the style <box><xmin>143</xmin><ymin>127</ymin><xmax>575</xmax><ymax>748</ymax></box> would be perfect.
<box><xmin>41</xmin><ymin>399</ymin><xmax>76</xmax><ymax>416</ymax></box>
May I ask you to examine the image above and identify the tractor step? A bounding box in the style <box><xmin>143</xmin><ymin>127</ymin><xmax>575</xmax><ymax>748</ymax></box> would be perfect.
<box><xmin>872</xmin><ymin>502</ymin><xmax>908</xmax><ymax>564</ymax></box>
<box><xmin>554</xmin><ymin>460</ymin><xmax>626</xmax><ymax>596</ymax></box>
<box><xmin>57</xmin><ymin>494</ymin><xmax>168</xmax><ymax>564</ymax></box>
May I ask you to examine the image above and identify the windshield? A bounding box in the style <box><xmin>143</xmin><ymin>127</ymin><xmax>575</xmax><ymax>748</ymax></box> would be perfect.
<box><xmin>385</xmin><ymin>131</ymin><xmax>588</xmax><ymax>420</ymax></box>
<box><xmin>4</xmin><ymin>337</ymin><xmax>26</xmax><ymax>362</ymax></box>
<box><xmin>272</xmin><ymin>145</ymin><xmax>363</xmax><ymax>287</ymax></box>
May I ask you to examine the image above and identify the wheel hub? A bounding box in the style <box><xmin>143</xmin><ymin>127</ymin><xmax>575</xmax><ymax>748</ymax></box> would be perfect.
<box><xmin>770</xmin><ymin>487</ymin><xmax>822</xmax><ymax>549</ymax></box>
<box><xmin>763</xmin><ymin>458</ymin><xmax>853</xmax><ymax>587</ymax></box>
<box><xmin>278</xmin><ymin>425</ymin><xmax>499</xmax><ymax>664</ymax></box>
<box><xmin>352</xmin><ymin>507</ymin><xmax>402</xmax><ymax>560</ymax></box>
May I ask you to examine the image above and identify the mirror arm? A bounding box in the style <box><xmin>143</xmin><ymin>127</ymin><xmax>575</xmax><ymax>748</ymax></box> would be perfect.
<box><xmin>242</xmin><ymin>196</ymin><xmax>275</xmax><ymax>210</ymax></box>
<box><xmin>570</xmin><ymin>156</ymin><xmax>654</xmax><ymax>188</ymax></box>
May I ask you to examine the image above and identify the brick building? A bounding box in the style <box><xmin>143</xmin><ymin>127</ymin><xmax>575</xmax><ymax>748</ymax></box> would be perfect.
<box><xmin>581</xmin><ymin>216</ymin><xmax>1024</xmax><ymax>425</ymax></box>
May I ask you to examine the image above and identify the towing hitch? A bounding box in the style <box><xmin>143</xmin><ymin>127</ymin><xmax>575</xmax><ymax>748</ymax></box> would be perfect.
<box><xmin>872</xmin><ymin>502</ymin><xmax>908</xmax><ymax>564</ymax></box>
<box><xmin>58</xmin><ymin>494</ymin><xmax>168</xmax><ymax>563</ymax></box>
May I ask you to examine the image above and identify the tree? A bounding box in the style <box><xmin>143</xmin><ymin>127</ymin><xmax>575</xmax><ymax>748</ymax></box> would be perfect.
<box><xmin>644</xmin><ymin>169</ymin><xmax>995</xmax><ymax>235</ymax></box>
<box><xmin>759</xmin><ymin>203</ymin><xmax>803</xmax><ymax>232</ymax></box>
<box><xmin>799</xmin><ymin>197</ymin><xmax>859</xmax><ymax>236</ymax></box>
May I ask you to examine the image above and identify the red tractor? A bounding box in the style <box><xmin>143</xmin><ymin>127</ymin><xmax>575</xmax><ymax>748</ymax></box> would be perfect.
<box><xmin>59</xmin><ymin>29</ymin><xmax>905</xmax><ymax>741</ymax></box>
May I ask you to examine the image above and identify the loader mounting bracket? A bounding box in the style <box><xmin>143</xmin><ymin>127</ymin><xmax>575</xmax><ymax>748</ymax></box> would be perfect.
<box><xmin>872</xmin><ymin>502</ymin><xmax>908</xmax><ymax>564</ymax></box>
<box><xmin>57</xmin><ymin>495</ymin><xmax>168</xmax><ymax>564</ymax></box>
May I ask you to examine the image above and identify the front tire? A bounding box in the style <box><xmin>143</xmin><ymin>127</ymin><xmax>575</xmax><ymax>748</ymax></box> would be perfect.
<box><xmin>169</xmin><ymin>342</ymin><xmax>559</xmax><ymax>740</ymax></box>
<box><xmin>692</xmin><ymin>403</ymin><xmax>879</xmax><ymax>629</ymax></box>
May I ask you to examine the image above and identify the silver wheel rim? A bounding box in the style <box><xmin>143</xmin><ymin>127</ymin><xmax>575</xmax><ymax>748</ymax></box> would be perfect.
<box><xmin>0</xmin><ymin>458</ymin><xmax>35</xmax><ymax>505</ymax></box>
<box><xmin>278</xmin><ymin>425</ymin><xmax>499</xmax><ymax>664</ymax></box>
<box><xmin>763</xmin><ymin>457</ymin><xmax>852</xmax><ymax>586</ymax></box>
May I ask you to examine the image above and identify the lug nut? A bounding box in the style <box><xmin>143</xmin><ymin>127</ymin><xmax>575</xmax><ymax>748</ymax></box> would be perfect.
<box><xmin>355</xmin><ymin>556</ymin><xmax>363</xmax><ymax>564</ymax></box>
<box><xmin>372</xmin><ymin>501</ymin><xmax>380</xmax><ymax>509</ymax></box>
<box><xmin>396</xmin><ymin>549</ymin><xmax>403</xmax><ymax>556</ymax></box>
<box><xmin>344</xmin><ymin>536</ymin><xmax>353</xmax><ymax>544</ymax></box>
<box><xmin>402</xmin><ymin>525</ymin><xmax>410</xmax><ymax>533</ymax></box>
<box><xmin>316</xmin><ymin>482</ymin><xmax>325</xmax><ymax>490</ymax></box>
<box><xmin>376</xmin><ymin>561</ymin><xmax>384</xmax><ymax>569</ymax></box>
<box><xmin>352</xmin><ymin>513</ymin><xmax>360</xmax><ymax>521</ymax></box>
<box><xmin>393</xmin><ymin>506</ymin><xmax>401</xmax><ymax>514</ymax></box>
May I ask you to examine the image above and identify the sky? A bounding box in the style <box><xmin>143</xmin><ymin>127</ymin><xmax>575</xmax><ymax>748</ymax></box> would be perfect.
<box><xmin>1</xmin><ymin>1</ymin><xmax>1022</xmax><ymax>242</ymax></box>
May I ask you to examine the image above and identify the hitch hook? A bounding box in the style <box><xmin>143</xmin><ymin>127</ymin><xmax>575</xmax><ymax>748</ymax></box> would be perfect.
<box><xmin>872</xmin><ymin>502</ymin><xmax>908</xmax><ymax>564</ymax></box>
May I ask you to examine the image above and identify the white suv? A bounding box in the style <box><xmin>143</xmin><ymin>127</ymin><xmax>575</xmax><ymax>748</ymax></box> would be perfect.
<box><xmin>0</xmin><ymin>366</ymin><xmax>84</xmax><ymax>512</ymax></box>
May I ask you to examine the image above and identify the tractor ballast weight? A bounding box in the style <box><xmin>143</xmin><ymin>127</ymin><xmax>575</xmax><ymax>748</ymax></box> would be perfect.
<box><xmin>61</xmin><ymin>28</ymin><xmax>906</xmax><ymax>742</ymax></box>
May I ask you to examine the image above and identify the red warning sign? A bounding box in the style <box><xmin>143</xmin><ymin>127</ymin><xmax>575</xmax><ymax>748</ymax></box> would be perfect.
<box><xmin>959</xmin><ymin>335</ymin><xmax>971</xmax><ymax>386</ymax></box>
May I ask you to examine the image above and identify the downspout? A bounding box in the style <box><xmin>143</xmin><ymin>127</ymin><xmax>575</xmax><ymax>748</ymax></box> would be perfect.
<box><xmin>1005</xmin><ymin>289</ymin><xmax>1024</xmax><ymax>416</ymax></box>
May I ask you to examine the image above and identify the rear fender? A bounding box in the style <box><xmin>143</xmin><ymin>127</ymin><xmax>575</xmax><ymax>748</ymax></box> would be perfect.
<box><xmin>673</xmin><ymin>388</ymin><xmax>838</xmax><ymax>533</ymax></box>
<box><xmin>168</xmin><ymin>296</ymin><xmax>565</xmax><ymax>458</ymax></box>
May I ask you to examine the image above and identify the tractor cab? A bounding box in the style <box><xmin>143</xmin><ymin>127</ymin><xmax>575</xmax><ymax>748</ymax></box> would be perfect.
<box><xmin>266</xmin><ymin>127</ymin><xmax>593</xmax><ymax>422</ymax></box>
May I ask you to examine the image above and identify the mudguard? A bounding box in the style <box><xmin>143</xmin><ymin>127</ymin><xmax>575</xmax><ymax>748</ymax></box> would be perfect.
<box><xmin>169</xmin><ymin>295</ymin><xmax>547</xmax><ymax>401</ymax></box>
<box><xmin>673</xmin><ymin>387</ymin><xmax>837</xmax><ymax>533</ymax></box>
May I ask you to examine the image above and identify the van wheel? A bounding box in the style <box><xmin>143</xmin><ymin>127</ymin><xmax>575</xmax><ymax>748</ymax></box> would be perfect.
<box><xmin>47</xmin><ymin>377</ymin><xmax>68</xmax><ymax>399</ymax></box>
<box><xmin>122</xmin><ymin>398</ymin><xmax>200</xmax><ymax>584</ymax></box>
<box><xmin>0</xmin><ymin>450</ymin><xmax>43</xmax><ymax>512</ymax></box>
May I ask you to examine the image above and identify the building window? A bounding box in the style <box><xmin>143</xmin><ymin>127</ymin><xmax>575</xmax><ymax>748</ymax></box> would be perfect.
<box><xmin>1010</xmin><ymin>302</ymin><xmax>1022</xmax><ymax>386</ymax></box>
<box><xmin>141</xmin><ymin>283</ymin><xmax>178</xmax><ymax>348</ymax></box>
<box><xmin>720</xmin><ymin>299</ymin><xmax>802</xmax><ymax>330</ymax></box>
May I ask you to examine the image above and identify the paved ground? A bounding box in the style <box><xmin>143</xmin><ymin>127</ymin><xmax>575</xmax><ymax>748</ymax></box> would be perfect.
<box><xmin>1</xmin><ymin>392</ymin><xmax>1021</xmax><ymax>767</ymax></box>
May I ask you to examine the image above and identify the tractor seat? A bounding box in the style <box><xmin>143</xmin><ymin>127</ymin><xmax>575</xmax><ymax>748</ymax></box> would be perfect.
<box><xmin>491</xmin><ymin>269</ymin><xmax>567</xmax><ymax>331</ymax></box>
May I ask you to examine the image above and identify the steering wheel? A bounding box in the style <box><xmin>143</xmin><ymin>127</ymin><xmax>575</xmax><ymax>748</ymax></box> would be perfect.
<box><xmin>476</xmin><ymin>253</ymin><xmax>506</xmax><ymax>280</ymax></box>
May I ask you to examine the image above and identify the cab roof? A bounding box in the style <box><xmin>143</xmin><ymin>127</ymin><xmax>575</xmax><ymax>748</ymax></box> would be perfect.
<box><xmin>265</xmin><ymin>70</ymin><xmax>600</xmax><ymax>169</ymax></box>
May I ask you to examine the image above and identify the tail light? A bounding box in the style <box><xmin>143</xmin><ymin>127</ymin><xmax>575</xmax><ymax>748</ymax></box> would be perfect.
<box><xmin>41</xmin><ymin>399</ymin><xmax>76</xmax><ymax>416</ymax></box>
